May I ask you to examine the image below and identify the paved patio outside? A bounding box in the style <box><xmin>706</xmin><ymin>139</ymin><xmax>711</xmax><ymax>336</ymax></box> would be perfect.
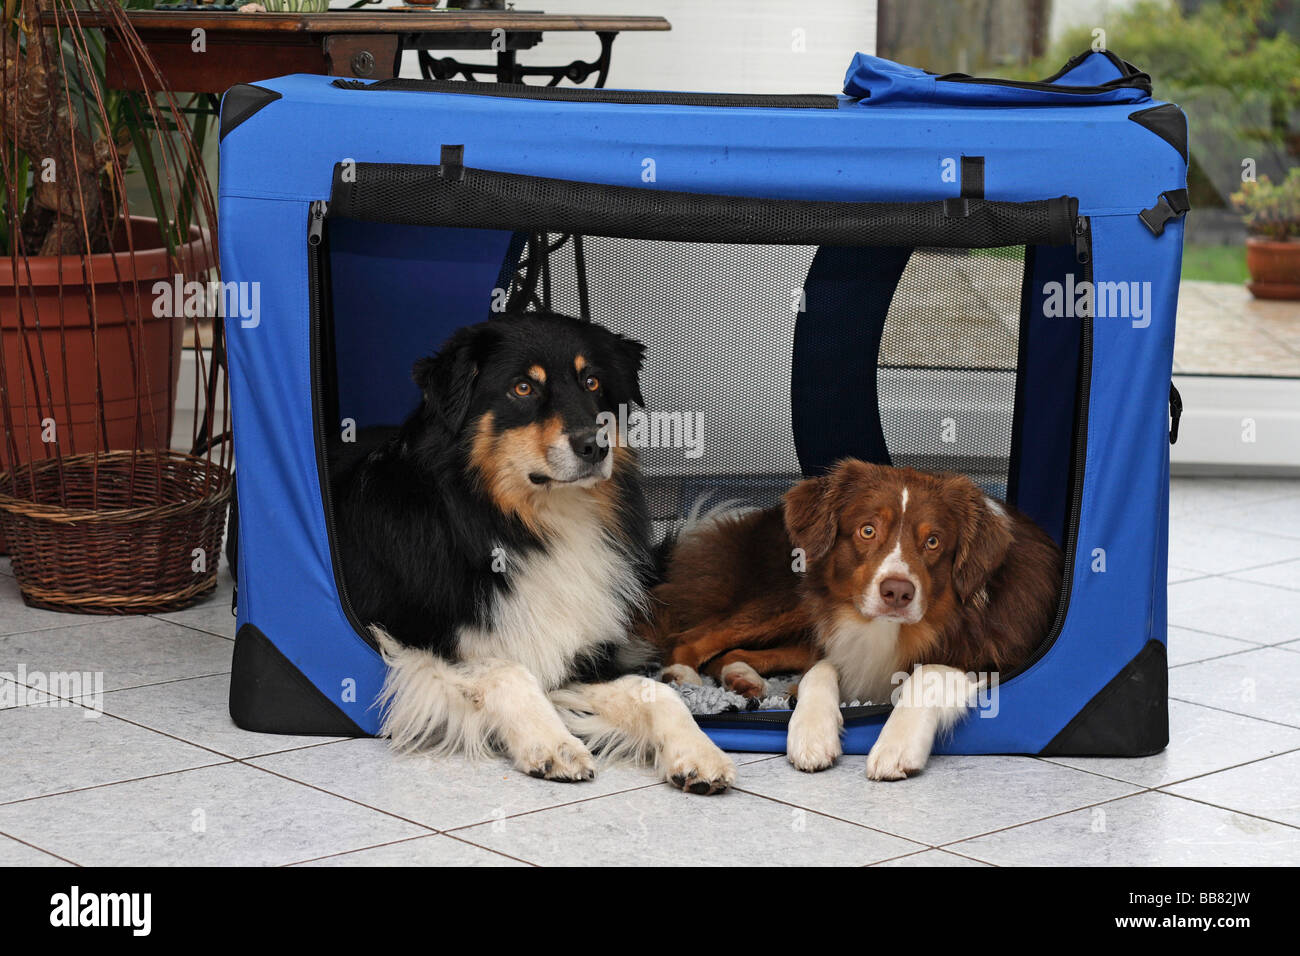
<box><xmin>1176</xmin><ymin>280</ymin><xmax>1300</xmax><ymax>376</ymax></box>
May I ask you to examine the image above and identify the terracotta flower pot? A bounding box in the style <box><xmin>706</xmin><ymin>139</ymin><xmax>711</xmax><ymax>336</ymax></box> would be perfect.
<box><xmin>1245</xmin><ymin>237</ymin><xmax>1300</xmax><ymax>300</ymax></box>
<box><xmin>0</xmin><ymin>217</ymin><xmax>211</xmax><ymax>550</ymax></box>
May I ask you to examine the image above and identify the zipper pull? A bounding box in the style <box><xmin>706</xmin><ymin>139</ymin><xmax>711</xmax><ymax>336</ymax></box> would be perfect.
<box><xmin>1074</xmin><ymin>216</ymin><xmax>1091</xmax><ymax>265</ymax></box>
<box><xmin>308</xmin><ymin>200</ymin><xmax>328</xmax><ymax>246</ymax></box>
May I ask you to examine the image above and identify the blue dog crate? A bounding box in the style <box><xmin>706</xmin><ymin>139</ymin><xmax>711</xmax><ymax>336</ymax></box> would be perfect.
<box><xmin>218</xmin><ymin>50</ymin><xmax>1186</xmax><ymax>756</ymax></box>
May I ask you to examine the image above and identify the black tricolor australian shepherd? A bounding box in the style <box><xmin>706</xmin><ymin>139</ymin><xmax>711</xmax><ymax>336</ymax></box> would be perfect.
<box><xmin>333</xmin><ymin>310</ymin><xmax>735</xmax><ymax>793</ymax></box>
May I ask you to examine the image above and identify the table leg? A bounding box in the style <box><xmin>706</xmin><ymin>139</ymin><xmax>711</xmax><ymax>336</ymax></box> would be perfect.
<box><xmin>496</xmin><ymin>49</ymin><xmax>518</xmax><ymax>84</ymax></box>
<box><xmin>417</xmin><ymin>31</ymin><xmax>618</xmax><ymax>88</ymax></box>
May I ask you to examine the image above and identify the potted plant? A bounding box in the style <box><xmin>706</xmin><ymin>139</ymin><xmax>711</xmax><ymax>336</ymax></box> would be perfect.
<box><xmin>0</xmin><ymin>0</ymin><xmax>231</xmax><ymax>612</ymax></box>
<box><xmin>2</xmin><ymin>0</ymin><xmax>216</xmax><ymax>459</ymax></box>
<box><xmin>1231</xmin><ymin>168</ymin><xmax>1300</xmax><ymax>300</ymax></box>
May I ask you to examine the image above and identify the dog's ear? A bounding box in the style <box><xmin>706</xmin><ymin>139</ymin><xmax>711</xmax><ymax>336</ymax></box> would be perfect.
<box><xmin>947</xmin><ymin>475</ymin><xmax>1014</xmax><ymax>603</ymax></box>
<box><xmin>785</xmin><ymin>459</ymin><xmax>890</xmax><ymax>561</ymax></box>
<box><xmin>413</xmin><ymin>324</ymin><xmax>498</xmax><ymax>434</ymax></box>
<box><xmin>600</xmin><ymin>329</ymin><xmax>646</xmax><ymax>408</ymax></box>
<box><xmin>784</xmin><ymin>475</ymin><xmax>838</xmax><ymax>562</ymax></box>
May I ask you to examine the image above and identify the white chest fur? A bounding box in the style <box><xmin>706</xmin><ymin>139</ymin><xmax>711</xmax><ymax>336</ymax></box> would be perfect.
<box><xmin>819</xmin><ymin>609</ymin><xmax>902</xmax><ymax>705</ymax></box>
<box><xmin>456</xmin><ymin>493</ymin><xmax>641</xmax><ymax>690</ymax></box>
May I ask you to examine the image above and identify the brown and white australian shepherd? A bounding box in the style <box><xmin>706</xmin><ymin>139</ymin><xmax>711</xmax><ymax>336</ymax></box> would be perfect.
<box><xmin>646</xmin><ymin>459</ymin><xmax>1062</xmax><ymax>780</ymax></box>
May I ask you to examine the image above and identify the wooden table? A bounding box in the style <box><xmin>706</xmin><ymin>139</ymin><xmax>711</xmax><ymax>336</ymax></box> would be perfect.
<box><xmin>46</xmin><ymin>10</ymin><xmax>671</xmax><ymax>93</ymax></box>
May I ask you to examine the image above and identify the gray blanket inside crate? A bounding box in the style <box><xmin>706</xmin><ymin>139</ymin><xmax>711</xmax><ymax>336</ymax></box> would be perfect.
<box><xmin>663</xmin><ymin>671</ymin><xmax>874</xmax><ymax>715</ymax></box>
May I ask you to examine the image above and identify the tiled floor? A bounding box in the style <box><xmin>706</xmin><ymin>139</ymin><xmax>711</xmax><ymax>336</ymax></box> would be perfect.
<box><xmin>1175</xmin><ymin>280</ymin><xmax>1300</xmax><ymax>376</ymax></box>
<box><xmin>2</xmin><ymin>477</ymin><xmax>1299</xmax><ymax>866</ymax></box>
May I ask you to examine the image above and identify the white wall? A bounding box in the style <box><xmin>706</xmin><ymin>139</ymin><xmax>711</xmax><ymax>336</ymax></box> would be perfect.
<box><xmin>397</xmin><ymin>1</ymin><xmax>876</xmax><ymax>94</ymax></box>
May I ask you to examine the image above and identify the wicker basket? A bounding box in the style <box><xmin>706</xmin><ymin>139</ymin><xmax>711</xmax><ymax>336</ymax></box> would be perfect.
<box><xmin>0</xmin><ymin>451</ymin><xmax>232</xmax><ymax>614</ymax></box>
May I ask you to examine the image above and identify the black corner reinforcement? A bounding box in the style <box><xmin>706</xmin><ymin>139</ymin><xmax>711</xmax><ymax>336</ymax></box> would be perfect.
<box><xmin>220</xmin><ymin>84</ymin><xmax>283</xmax><ymax>142</ymax></box>
<box><xmin>230</xmin><ymin>623</ymin><xmax>368</xmax><ymax>737</ymax></box>
<box><xmin>1040</xmin><ymin>639</ymin><xmax>1169</xmax><ymax>756</ymax></box>
<box><xmin>1128</xmin><ymin>103</ymin><xmax>1189</xmax><ymax>164</ymax></box>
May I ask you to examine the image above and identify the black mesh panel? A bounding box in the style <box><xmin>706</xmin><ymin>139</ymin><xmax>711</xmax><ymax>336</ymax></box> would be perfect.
<box><xmin>537</xmin><ymin>237</ymin><xmax>813</xmax><ymax>519</ymax></box>
<box><xmin>326</xmin><ymin>164</ymin><xmax>1072</xmax><ymax>518</ymax></box>
<box><xmin>511</xmin><ymin>234</ymin><xmax>1027</xmax><ymax>518</ymax></box>
<box><xmin>878</xmin><ymin>247</ymin><xmax>1025</xmax><ymax>497</ymax></box>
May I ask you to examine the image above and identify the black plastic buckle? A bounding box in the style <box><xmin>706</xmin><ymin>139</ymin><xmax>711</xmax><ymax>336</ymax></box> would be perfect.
<box><xmin>1169</xmin><ymin>382</ymin><xmax>1183</xmax><ymax>444</ymax></box>
<box><xmin>943</xmin><ymin>197</ymin><xmax>970</xmax><ymax>219</ymax></box>
<box><xmin>1139</xmin><ymin>188</ymin><xmax>1190</xmax><ymax>237</ymax></box>
<box><xmin>439</xmin><ymin>144</ymin><xmax>465</xmax><ymax>182</ymax></box>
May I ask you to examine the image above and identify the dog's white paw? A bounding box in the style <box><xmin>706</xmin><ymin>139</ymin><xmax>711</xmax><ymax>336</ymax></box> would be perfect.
<box><xmin>786</xmin><ymin>707</ymin><xmax>842</xmax><ymax>773</ymax></box>
<box><xmin>662</xmin><ymin>730</ymin><xmax>736</xmax><ymax>795</ymax></box>
<box><xmin>866</xmin><ymin>711</ymin><xmax>934</xmax><ymax>781</ymax></box>
<box><xmin>720</xmin><ymin>661</ymin><xmax>768</xmax><ymax>699</ymax></box>
<box><xmin>660</xmin><ymin>663</ymin><xmax>703</xmax><ymax>686</ymax></box>
<box><xmin>515</xmin><ymin>733</ymin><xmax>596</xmax><ymax>782</ymax></box>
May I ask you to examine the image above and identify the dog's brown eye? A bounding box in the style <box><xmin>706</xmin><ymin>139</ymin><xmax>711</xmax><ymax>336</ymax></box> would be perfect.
<box><xmin>859</xmin><ymin>524</ymin><xmax>875</xmax><ymax>539</ymax></box>
<box><xmin>513</xmin><ymin>381</ymin><xmax>533</xmax><ymax>397</ymax></box>
<box><xmin>925</xmin><ymin>534</ymin><xmax>940</xmax><ymax>550</ymax></box>
<box><xmin>584</xmin><ymin>375</ymin><xmax>600</xmax><ymax>392</ymax></box>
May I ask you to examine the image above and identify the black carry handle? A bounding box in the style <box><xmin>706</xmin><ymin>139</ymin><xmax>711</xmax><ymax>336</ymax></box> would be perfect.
<box><xmin>328</xmin><ymin>160</ymin><xmax>1080</xmax><ymax>250</ymax></box>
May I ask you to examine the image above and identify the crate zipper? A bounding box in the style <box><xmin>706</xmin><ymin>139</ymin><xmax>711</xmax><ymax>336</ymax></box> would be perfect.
<box><xmin>307</xmin><ymin>199</ymin><xmax>375</xmax><ymax>651</ymax></box>
<box><xmin>927</xmin><ymin>51</ymin><xmax>1151</xmax><ymax>98</ymax></box>
<box><xmin>1005</xmin><ymin>214</ymin><xmax>1093</xmax><ymax>678</ymax></box>
<box><xmin>329</xmin><ymin>77</ymin><xmax>839</xmax><ymax>110</ymax></box>
<box><xmin>930</xmin><ymin>73</ymin><xmax>1145</xmax><ymax>96</ymax></box>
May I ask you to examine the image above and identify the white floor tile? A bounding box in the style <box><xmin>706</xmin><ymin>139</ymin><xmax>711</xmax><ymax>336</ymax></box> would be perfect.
<box><xmin>0</xmin><ymin>833</ymin><xmax>72</xmax><ymax>866</ymax></box>
<box><xmin>1206</xmin><ymin>492</ymin><xmax>1300</xmax><ymax>541</ymax></box>
<box><xmin>1168</xmin><ymin>576</ymin><xmax>1300</xmax><ymax>644</ymax></box>
<box><xmin>1170</xmin><ymin>478</ymin><xmax>1300</xmax><ymax>519</ymax></box>
<box><xmin>1164</xmin><ymin>750</ymin><xmax>1300</xmax><ymax>828</ymax></box>
<box><xmin>151</xmin><ymin>570</ymin><xmax>238</xmax><ymax>640</ymax></box>
<box><xmin>251</xmin><ymin>738</ymin><xmax>664</xmax><ymax>831</ymax></box>
<box><xmin>1046</xmin><ymin>699</ymin><xmax>1300</xmax><ymax>788</ymax></box>
<box><xmin>1170</xmin><ymin>647</ymin><xmax>1300</xmax><ymax>728</ymax></box>
<box><xmin>1167</xmin><ymin>521</ymin><xmax>1300</xmax><ymax>575</ymax></box>
<box><xmin>872</xmin><ymin>848</ymin><xmax>993</xmax><ymax>867</ymax></box>
<box><xmin>0</xmin><ymin>677</ymin><xmax>53</xmax><ymax>709</ymax></box>
<box><xmin>950</xmin><ymin>791</ymin><xmax>1300</xmax><ymax>866</ymax></box>
<box><xmin>1166</xmin><ymin>626</ymin><xmax>1258</xmax><ymax>667</ymax></box>
<box><xmin>294</xmin><ymin>834</ymin><xmax>527</xmax><ymax>867</ymax></box>
<box><xmin>0</xmin><ymin>575</ymin><xmax>102</xmax><ymax>637</ymax></box>
<box><xmin>0</xmin><ymin>763</ymin><xmax>426</xmax><ymax>866</ymax></box>
<box><xmin>0</xmin><ymin>617</ymin><xmax>233</xmax><ymax>695</ymax></box>
<box><xmin>736</xmin><ymin>755</ymin><xmax>1135</xmax><ymax>845</ymax></box>
<box><xmin>1168</xmin><ymin>565</ymin><xmax>1209</xmax><ymax>584</ymax></box>
<box><xmin>1229</xmin><ymin>559</ymin><xmax>1300</xmax><ymax>592</ymax></box>
<box><xmin>97</xmin><ymin>674</ymin><xmax>345</xmax><ymax>759</ymax></box>
<box><xmin>0</xmin><ymin>703</ymin><xmax>223</xmax><ymax>803</ymax></box>
<box><xmin>455</xmin><ymin>784</ymin><xmax>923</xmax><ymax>866</ymax></box>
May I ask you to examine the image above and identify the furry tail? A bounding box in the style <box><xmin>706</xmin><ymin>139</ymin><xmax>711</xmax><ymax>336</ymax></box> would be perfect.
<box><xmin>371</xmin><ymin>626</ymin><xmax>495</xmax><ymax>758</ymax></box>
<box><xmin>651</xmin><ymin>494</ymin><xmax>750</xmax><ymax>581</ymax></box>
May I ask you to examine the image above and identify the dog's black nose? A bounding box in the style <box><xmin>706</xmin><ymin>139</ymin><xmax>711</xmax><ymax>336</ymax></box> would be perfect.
<box><xmin>879</xmin><ymin>577</ymin><xmax>915</xmax><ymax>609</ymax></box>
<box><xmin>569</xmin><ymin>430</ymin><xmax>608</xmax><ymax>463</ymax></box>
